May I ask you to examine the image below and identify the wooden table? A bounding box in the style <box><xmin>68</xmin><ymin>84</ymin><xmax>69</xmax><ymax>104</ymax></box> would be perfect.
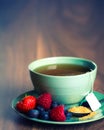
<box><xmin>0</xmin><ymin>1</ymin><xmax>104</xmax><ymax>129</ymax></box>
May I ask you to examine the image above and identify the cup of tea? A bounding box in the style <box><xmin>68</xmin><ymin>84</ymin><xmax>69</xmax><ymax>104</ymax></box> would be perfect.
<box><xmin>28</xmin><ymin>57</ymin><xmax>97</xmax><ymax>105</ymax></box>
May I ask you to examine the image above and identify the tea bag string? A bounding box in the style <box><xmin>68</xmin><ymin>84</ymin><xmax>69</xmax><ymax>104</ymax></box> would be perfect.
<box><xmin>89</xmin><ymin>72</ymin><xmax>93</xmax><ymax>93</ymax></box>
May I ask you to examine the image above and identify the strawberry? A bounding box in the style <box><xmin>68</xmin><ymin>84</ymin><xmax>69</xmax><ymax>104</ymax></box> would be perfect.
<box><xmin>16</xmin><ymin>95</ymin><xmax>37</xmax><ymax>113</ymax></box>
<box><xmin>37</xmin><ymin>93</ymin><xmax>52</xmax><ymax>110</ymax></box>
<box><xmin>50</xmin><ymin>105</ymin><xmax>66</xmax><ymax>121</ymax></box>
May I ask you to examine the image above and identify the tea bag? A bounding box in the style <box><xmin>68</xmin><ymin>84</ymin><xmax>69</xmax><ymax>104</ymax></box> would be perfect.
<box><xmin>85</xmin><ymin>92</ymin><xmax>101</xmax><ymax>111</ymax></box>
<box><xmin>85</xmin><ymin>73</ymin><xmax>101</xmax><ymax>111</ymax></box>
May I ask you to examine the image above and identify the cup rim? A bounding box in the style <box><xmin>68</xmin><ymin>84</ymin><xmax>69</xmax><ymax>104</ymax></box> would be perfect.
<box><xmin>28</xmin><ymin>56</ymin><xmax>97</xmax><ymax>78</ymax></box>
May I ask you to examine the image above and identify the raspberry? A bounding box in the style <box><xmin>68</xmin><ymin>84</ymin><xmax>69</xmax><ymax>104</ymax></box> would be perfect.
<box><xmin>37</xmin><ymin>93</ymin><xmax>52</xmax><ymax>110</ymax></box>
<box><xmin>50</xmin><ymin>105</ymin><xmax>66</xmax><ymax>121</ymax></box>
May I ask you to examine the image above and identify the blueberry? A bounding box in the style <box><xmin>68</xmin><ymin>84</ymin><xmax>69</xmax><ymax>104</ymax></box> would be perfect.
<box><xmin>51</xmin><ymin>101</ymin><xmax>59</xmax><ymax>108</ymax></box>
<box><xmin>64</xmin><ymin>109</ymin><xmax>68</xmax><ymax>115</ymax></box>
<box><xmin>28</xmin><ymin>109</ymin><xmax>40</xmax><ymax>118</ymax></box>
<box><xmin>65</xmin><ymin>111</ymin><xmax>72</xmax><ymax>120</ymax></box>
<box><xmin>36</xmin><ymin>106</ymin><xmax>45</xmax><ymax>112</ymax></box>
<box><xmin>39</xmin><ymin>111</ymin><xmax>50</xmax><ymax>120</ymax></box>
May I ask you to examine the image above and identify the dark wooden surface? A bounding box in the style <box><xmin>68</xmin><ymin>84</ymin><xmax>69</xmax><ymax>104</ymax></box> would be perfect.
<box><xmin>0</xmin><ymin>0</ymin><xmax>104</xmax><ymax>129</ymax></box>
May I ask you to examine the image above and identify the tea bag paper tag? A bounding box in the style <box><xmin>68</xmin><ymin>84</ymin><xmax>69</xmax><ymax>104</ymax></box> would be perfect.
<box><xmin>85</xmin><ymin>92</ymin><xmax>101</xmax><ymax>111</ymax></box>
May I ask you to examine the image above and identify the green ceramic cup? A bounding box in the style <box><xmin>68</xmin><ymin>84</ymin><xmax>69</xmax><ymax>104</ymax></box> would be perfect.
<box><xmin>28</xmin><ymin>57</ymin><xmax>97</xmax><ymax>105</ymax></box>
